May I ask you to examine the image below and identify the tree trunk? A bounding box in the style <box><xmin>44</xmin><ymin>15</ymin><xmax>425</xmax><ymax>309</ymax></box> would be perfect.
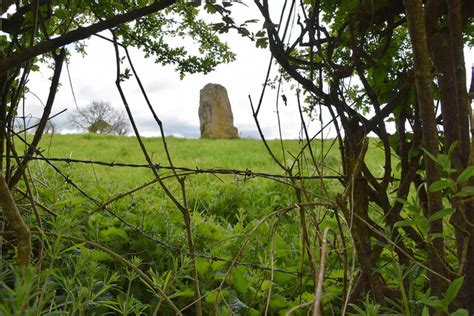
<box><xmin>402</xmin><ymin>0</ymin><xmax>447</xmax><ymax>297</ymax></box>
<box><xmin>342</xmin><ymin>119</ymin><xmax>385</xmax><ymax>304</ymax></box>
<box><xmin>427</xmin><ymin>0</ymin><xmax>473</xmax><ymax>309</ymax></box>
<box><xmin>0</xmin><ymin>170</ymin><xmax>30</xmax><ymax>266</ymax></box>
<box><xmin>463</xmin><ymin>62</ymin><xmax>474</xmax><ymax>312</ymax></box>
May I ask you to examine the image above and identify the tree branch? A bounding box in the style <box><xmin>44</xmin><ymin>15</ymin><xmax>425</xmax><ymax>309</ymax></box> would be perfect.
<box><xmin>0</xmin><ymin>0</ymin><xmax>176</xmax><ymax>75</ymax></box>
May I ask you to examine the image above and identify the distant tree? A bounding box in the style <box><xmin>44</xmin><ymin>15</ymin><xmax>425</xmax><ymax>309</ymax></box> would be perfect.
<box><xmin>71</xmin><ymin>101</ymin><xmax>129</xmax><ymax>135</ymax></box>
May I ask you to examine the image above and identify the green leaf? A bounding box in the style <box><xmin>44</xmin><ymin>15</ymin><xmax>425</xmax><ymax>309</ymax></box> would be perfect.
<box><xmin>448</xmin><ymin>141</ymin><xmax>459</xmax><ymax>157</ymax></box>
<box><xmin>238</xmin><ymin>27</ymin><xmax>250</xmax><ymax>37</ymax></box>
<box><xmin>443</xmin><ymin>276</ymin><xmax>464</xmax><ymax>306</ymax></box>
<box><xmin>418</xmin><ymin>297</ymin><xmax>445</xmax><ymax>309</ymax></box>
<box><xmin>437</xmin><ymin>154</ymin><xmax>451</xmax><ymax>170</ymax></box>
<box><xmin>429</xmin><ymin>179</ymin><xmax>453</xmax><ymax>192</ymax></box>
<box><xmin>450</xmin><ymin>309</ymin><xmax>468</xmax><ymax>316</ymax></box>
<box><xmin>457</xmin><ymin>166</ymin><xmax>474</xmax><ymax>184</ymax></box>
<box><xmin>256</xmin><ymin>37</ymin><xmax>268</xmax><ymax>48</ymax></box>
<box><xmin>196</xmin><ymin>258</ymin><xmax>210</xmax><ymax>275</ymax></box>
<box><xmin>205</xmin><ymin>3</ymin><xmax>220</xmax><ymax>14</ymax></box>
<box><xmin>248</xmin><ymin>309</ymin><xmax>260</xmax><ymax>316</ymax></box>
<box><xmin>456</xmin><ymin>186</ymin><xmax>474</xmax><ymax>197</ymax></box>
<box><xmin>270</xmin><ymin>295</ymin><xmax>290</xmax><ymax>309</ymax></box>
<box><xmin>394</xmin><ymin>219</ymin><xmax>415</xmax><ymax>228</ymax></box>
<box><xmin>422</xmin><ymin>306</ymin><xmax>430</xmax><ymax>316</ymax></box>
<box><xmin>204</xmin><ymin>290</ymin><xmax>221</xmax><ymax>304</ymax></box>
<box><xmin>429</xmin><ymin>233</ymin><xmax>445</xmax><ymax>241</ymax></box>
<box><xmin>263</xmin><ymin>21</ymin><xmax>276</xmax><ymax>29</ymax></box>
<box><xmin>421</xmin><ymin>147</ymin><xmax>439</xmax><ymax>164</ymax></box>
<box><xmin>168</xmin><ymin>290</ymin><xmax>195</xmax><ymax>299</ymax></box>
<box><xmin>395</xmin><ymin>216</ymin><xmax>426</xmax><ymax>228</ymax></box>
<box><xmin>211</xmin><ymin>260</ymin><xmax>228</xmax><ymax>272</ymax></box>
<box><xmin>100</xmin><ymin>227</ymin><xmax>127</xmax><ymax>241</ymax></box>
<box><xmin>428</xmin><ymin>208</ymin><xmax>455</xmax><ymax>222</ymax></box>
<box><xmin>86</xmin><ymin>250</ymin><xmax>112</xmax><ymax>262</ymax></box>
<box><xmin>349</xmin><ymin>303</ymin><xmax>367</xmax><ymax>314</ymax></box>
<box><xmin>55</xmin><ymin>8</ymin><xmax>68</xmax><ymax>19</ymax></box>
<box><xmin>274</xmin><ymin>271</ymin><xmax>295</xmax><ymax>285</ymax></box>
<box><xmin>232</xmin><ymin>267</ymin><xmax>250</xmax><ymax>294</ymax></box>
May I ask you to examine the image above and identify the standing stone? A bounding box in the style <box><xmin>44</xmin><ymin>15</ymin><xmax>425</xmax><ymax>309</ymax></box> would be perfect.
<box><xmin>199</xmin><ymin>83</ymin><xmax>239</xmax><ymax>139</ymax></box>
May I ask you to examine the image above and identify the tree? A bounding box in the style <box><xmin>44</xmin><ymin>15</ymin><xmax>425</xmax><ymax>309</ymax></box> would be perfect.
<box><xmin>70</xmin><ymin>101</ymin><xmax>129</xmax><ymax>135</ymax></box>
<box><xmin>206</xmin><ymin>0</ymin><xmax>473</xmax><ymax>311</ymax></box>
<box><xmin>403</xmin><ymin>0</ymin><xmax>447</xmax><ymax>297</ymax></box>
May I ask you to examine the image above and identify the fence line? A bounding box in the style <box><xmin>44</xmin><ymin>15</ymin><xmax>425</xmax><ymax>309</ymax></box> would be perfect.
<box><xmin>7</xmin><ymin>155</ymin><xmax>400</xmax><ymax>182</ymax></box>
<box><xmin>8</xmin><ymin>153</ymin><xmax>324</xmax><ymax>278</ymax></box>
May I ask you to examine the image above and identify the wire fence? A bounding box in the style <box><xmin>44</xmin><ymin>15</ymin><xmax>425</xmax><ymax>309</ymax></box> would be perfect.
<box><xmin>10</xmin><ymin>150</ymin><xmax>330</xmax><ymax>279</ymax></box>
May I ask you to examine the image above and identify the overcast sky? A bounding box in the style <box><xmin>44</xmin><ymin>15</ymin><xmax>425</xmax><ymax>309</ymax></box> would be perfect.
<box><xmin>22</xmin><ymin>2</ymin><xmax>474</xmax><ymax>139</ymax></box>
<box><xmin>24</xmin><ymin>2</ymin><xmax>310</xmax><ymax>139</ymax></box>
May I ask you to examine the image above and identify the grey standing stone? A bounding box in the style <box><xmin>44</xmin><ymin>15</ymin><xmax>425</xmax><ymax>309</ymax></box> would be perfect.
<box><xmin>199</xmin><ymin>83</ymin><xmax>239</xmax><ymax>139</ymax></box>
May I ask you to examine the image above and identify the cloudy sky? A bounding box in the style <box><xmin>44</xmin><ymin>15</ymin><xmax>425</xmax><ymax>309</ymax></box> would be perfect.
<box><xmin>22</xmin><ymin>2</ymin><xmax>474</xmax><ymax>139</ymax></box>
<box><xmin>24</xmin><ymin>2</ymin><xmax>312</xmax><ymax>139</ymax></box>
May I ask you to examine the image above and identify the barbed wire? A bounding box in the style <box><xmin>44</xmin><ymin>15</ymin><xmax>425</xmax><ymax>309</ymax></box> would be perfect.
<box><xmin>10</xmin><ymin>150</ymin><xmax>321</xmax><ymax>278</ymax></box>
<box><xmin>8</xmin><ymin>155</ymin><xmax>400</xmax><ymax>182</ymax></box>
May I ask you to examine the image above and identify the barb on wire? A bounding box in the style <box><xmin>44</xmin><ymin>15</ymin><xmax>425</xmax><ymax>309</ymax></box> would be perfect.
<box><xmin>9</xmin><ymin>155</ymin><xmax>358</xmax><ymax>181</ymax></box>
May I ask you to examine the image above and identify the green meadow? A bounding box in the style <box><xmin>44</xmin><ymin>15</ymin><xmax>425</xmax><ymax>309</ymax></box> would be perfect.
<box><xmin>33</xmin><ymin>134</ymin><xmax>346</xmax><ymax>224</ymax></box>
<box><xmin>37</xmin><ymin>133</ymin><xmax>386</xmax><ymax>187</ymax></box>
<box><xmin>3</xmin><ymin>133</ymin><xmax>389</xmax><ymax>314</ymax></box>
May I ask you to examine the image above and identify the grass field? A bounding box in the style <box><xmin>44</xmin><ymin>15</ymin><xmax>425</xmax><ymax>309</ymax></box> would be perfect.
<box><xmin>32</xmin><ymin>134</ymin><xmax>343</xmax><ymax>222</ymax></box>
<box><xmin>41</xmin><ymin>133</ymin><xmax>325</xmax><ymax>169</ymax></box>
<box><xmin>36</xmin><ymin>133</ymin><xmax>386</xmax><ymax>186</ymax></box>
<box><xmin>4</xmin><ymin>133</ymin><xmax>390</xmax><ymax>314</ymax></box>
<box><xmin>31</xmin><ymin>133</ymin><xmax>389</xmax><ymax>231</ymax></box>
<box><xmin>35</xmin><ymin>134</ymin><xmax>332</xmax><ymax>193</ymax></box>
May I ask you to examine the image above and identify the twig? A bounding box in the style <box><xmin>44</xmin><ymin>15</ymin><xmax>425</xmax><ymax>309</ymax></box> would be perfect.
<box><xmin>9</xmin><ymin>48</ymin><xmax>66</xmax><ymax>188</ymax></box>
<box><xmin>264</xmin><ymin>219</ymin><xmax>278</xmax><ymax>315</ymax></box>
<box><xmin>312</xmin><ymin>227</ymin><xmax>332</xmax><ymax>316</ymax></box>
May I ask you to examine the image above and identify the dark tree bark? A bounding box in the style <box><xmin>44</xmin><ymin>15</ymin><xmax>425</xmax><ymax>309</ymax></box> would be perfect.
<box><xmin>342</xmin><ymin>120</ymin><xmax>385</xmax><ymax>304</ymax></box>
<box><xmin>402</xmin><ymin>0</ymin><xmax>447</xmax><ymax>297</ymax></box>
<box><xmin>426</xmin><ymin>0</ymin><xmax>473</xmax><ymax>309</ymax></box>
<box><xmin>462</xmin><ymin>62</ymin><xmax>474</xmax><ymax>312</ymax></box>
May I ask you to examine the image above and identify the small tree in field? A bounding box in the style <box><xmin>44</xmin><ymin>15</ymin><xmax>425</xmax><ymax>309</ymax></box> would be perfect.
<box><xmin>71</xmin><ymin>101</ymin><xmax>129</xmax><ymax>135</ymax></box>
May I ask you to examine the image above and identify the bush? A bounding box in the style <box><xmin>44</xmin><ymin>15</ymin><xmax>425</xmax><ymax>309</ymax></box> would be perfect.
<box><xmin>70</xmin><ymin>101</ymin><xmax>129</xmax><ymax>135</ymax></box>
